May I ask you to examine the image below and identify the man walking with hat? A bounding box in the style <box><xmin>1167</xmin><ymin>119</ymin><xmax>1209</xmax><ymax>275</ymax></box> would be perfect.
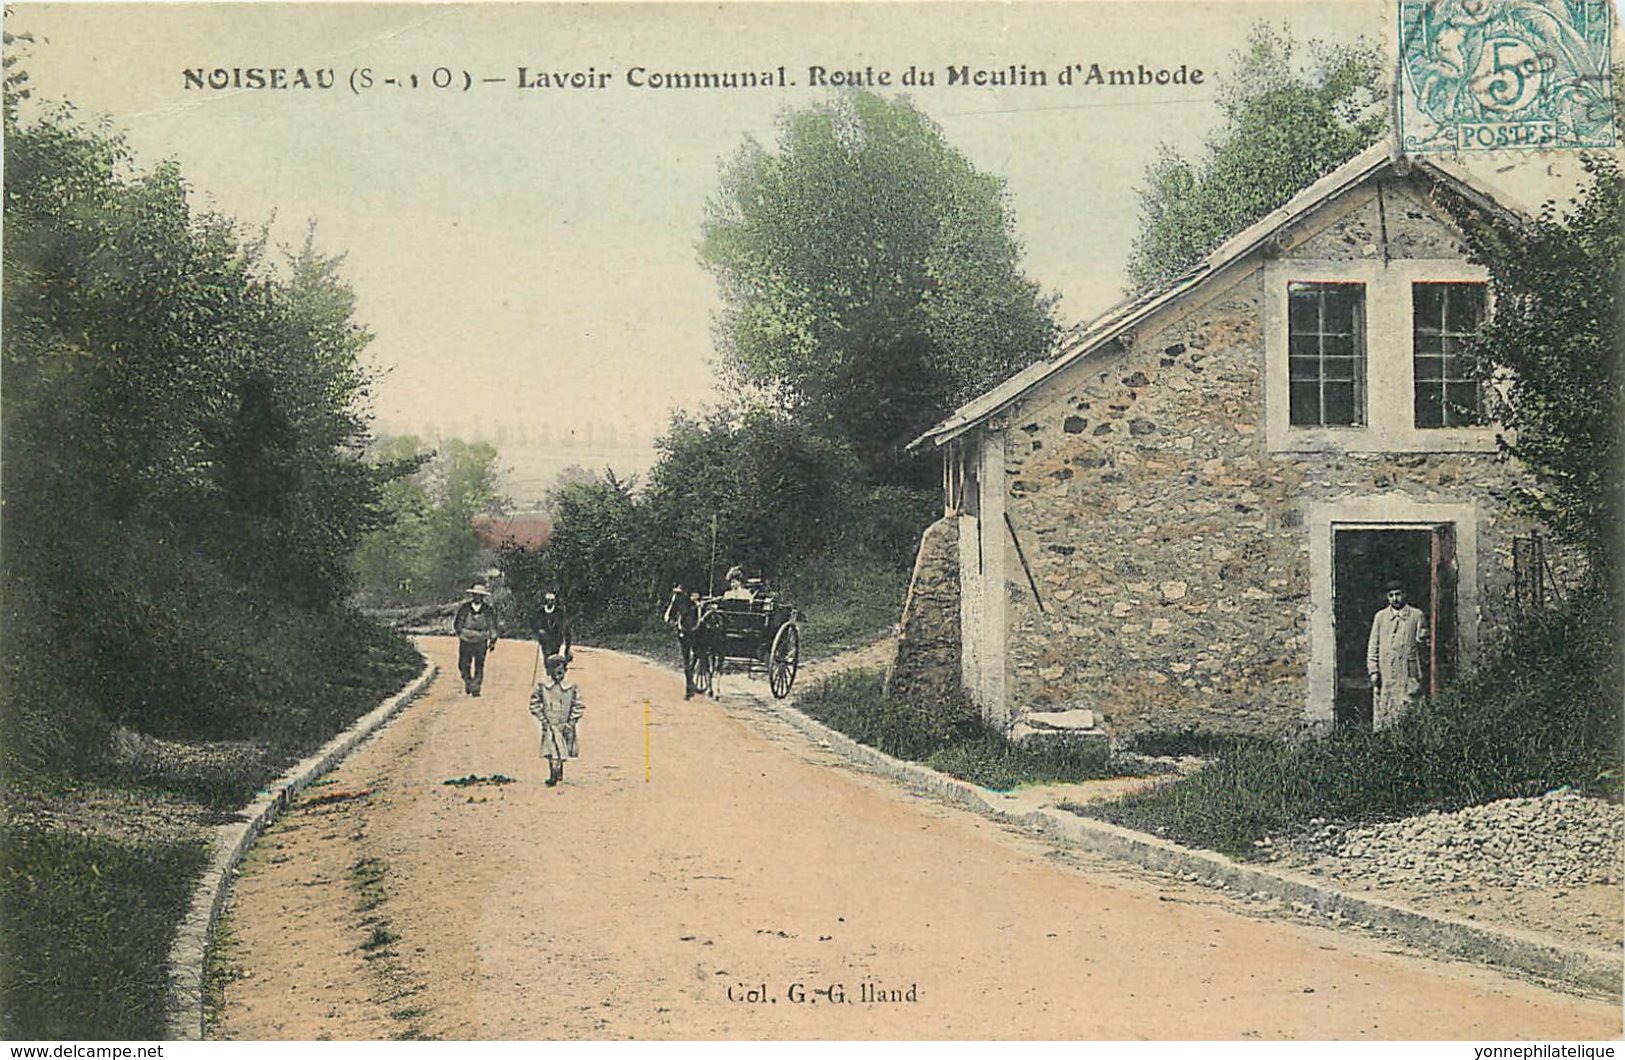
<box><xmin>1367</xmin><ymin>578</ymin><xmax>1428</xmax><ymax>729</ymax></box>
<box><xmin>453</xmin><ymin>581</ymin><xmax>500</xmax><ymax>696</ymax></box>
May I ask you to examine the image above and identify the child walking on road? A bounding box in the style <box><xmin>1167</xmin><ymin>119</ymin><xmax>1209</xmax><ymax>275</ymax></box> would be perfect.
<box><xmin>530</xmin><ymin>651</ymin><xmax>584</xmax><ymax>787</ymax></box>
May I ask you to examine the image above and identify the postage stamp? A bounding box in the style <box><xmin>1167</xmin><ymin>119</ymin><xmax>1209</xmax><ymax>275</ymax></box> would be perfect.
<box><xmin>1397</xmin><ymin>0</ymin><xmax>1617</xmax><ymax>152</ymax></box>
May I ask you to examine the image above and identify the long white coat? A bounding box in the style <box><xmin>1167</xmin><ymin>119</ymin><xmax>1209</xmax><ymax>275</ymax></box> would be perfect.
<box><xmin>1367</xmin><ymin>603</ymin><xmax>1428</xmax><ymax>729</ymax></box>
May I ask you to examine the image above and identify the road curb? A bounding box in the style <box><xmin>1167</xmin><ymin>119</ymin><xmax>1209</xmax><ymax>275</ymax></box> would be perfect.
<box><xmin>740</xmin><ymin>682</ymin><xmax>1622</xmax><ymax>999</ymax></box>
<box><xmin>163</xmin><ymin>657</ymin><xmax>439</xmax><ymax>1041</ymax></box>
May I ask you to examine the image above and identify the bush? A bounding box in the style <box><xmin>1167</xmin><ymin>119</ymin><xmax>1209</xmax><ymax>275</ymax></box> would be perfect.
<box><xmin>2</xmin><ymin>101</ymin><xmax>423</xmax><ymax>778</ymax></box>
<box><xmin>780</xmin><ymin>546</ymin><xmax>912</xmax><ymax>656</ymax></box>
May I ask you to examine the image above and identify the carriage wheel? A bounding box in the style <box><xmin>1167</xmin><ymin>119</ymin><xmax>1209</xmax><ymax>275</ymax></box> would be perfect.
<box><xmin>768</xmin><ymin>623</ymin><xmax>800</xmax><ymax>699</ymax></box>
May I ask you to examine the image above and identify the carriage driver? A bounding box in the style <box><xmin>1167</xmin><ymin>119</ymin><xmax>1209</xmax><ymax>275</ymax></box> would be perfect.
<box><xmin>664</xmin><ymin>584</ymin><xmax>702</xmax><ymax>699</ymax></box>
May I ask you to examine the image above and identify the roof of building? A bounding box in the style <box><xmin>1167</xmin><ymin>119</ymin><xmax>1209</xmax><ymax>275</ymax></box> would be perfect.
<box><xmin>472</xmin><ymin>513</ymin><xmax>553</xmax><ymax>550</ymax></box>
<box><xmin>908</xmin><ymin>143</ymin><xmax>1519</xmax><ymax>453</ymax></box>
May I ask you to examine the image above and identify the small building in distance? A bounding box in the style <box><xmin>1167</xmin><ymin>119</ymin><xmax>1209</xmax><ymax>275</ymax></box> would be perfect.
<box><xmin>473</xmin><ymin>512</ymin><xmax>553</xmax><ymax>552</ymax></box>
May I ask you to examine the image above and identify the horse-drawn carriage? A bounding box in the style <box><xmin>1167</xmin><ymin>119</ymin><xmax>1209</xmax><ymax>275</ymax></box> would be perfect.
<box><xmin>690</xmin><ymin>587</ymin><xmax>801</xmax><ymax>698</ymax></box>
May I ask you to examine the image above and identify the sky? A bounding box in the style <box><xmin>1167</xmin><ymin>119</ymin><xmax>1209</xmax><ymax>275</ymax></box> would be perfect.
<box><xmin>6</xmin><ymin>0</ymin><xmax>1594</xmax><ymax>501</ymax></box>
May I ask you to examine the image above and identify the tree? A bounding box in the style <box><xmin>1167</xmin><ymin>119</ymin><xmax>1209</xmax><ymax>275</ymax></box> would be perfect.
<box><xmin>421</xmin><ymin>438</ymin><xmax>506</xmax><ymax>595</ymax></box>
<box><xmin>351</xmin><ymin>436</ymin><xmax>506</xmax><ymax>605</ymax></box>
<box><xmin>517</xmin><ymin>471</ymin><xmax>647</xmax><ymax>632</ymax></box>
<box><xmin>1126</xmin><ymin>25</ymin><xmax>1386</xmax><ymax>292</ymax></box>
<box><xmin>1454</xmin><ymin>156</ymin><xmax>1623</xmax><ymax>582</ymax></box>
<box><xmin>2</xmin><ymin>92</ymin><xmax>415</xmax><ymax>764</ymax></box>
<box><xmin>701</xmin><ymin>91</ymin><xmax>1058</xmax><ymax>481</ymax></box>
<box><xmin>639</xmin><ymin>407</ymin><xmax>866</xmax><ymax>591</ymax></box>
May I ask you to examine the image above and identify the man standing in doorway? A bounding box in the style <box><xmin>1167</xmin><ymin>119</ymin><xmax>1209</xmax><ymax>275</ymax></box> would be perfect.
<box><xmin>1367</xmin><ymin>578</ymin><xmax>1428</xmax><ymax>729</ymax></box>
<box><xmin>453</xmin><ymin>582</ymin><xmax>500</xmax><ymax>697</ymax></box>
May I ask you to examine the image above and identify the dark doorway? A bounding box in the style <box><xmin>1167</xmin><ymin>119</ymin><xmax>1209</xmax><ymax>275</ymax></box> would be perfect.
<box><xmin>1332</xmin><ymin>526</ymin><xmax>1457</xmax><ymax>727</ymax></box>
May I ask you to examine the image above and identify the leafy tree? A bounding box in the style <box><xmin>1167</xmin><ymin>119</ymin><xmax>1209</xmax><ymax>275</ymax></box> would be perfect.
<box><xmin>701</xmin><ymin>91</ymin><xmax>1058</xmax><ymax>481</ymax></box>
<box><xmin>351</xmin><ymin>436</ymin><xmax>506</xmax><ymax>605</ymax></box>
<box><xmin>1126</xmin><ymin>25</ymin><xmax>1386</xmax><ymax>292</ymax></box>
<box><xmin>511</xmin><ymin>471</ymin><xmax>647</xmax><ymax>632</ymax></box>
<box><xmin>1454</xmin><ymin>156</ymin><xmax>1623</xmax><ymax>582</ymax></box>
<box><xmin>352</xmin><ymin>436</ymin><xmax>435</xmax><ymax>601</ymax></box>
<box><xmin>420</xmin><ymin>438</ymin><xmax>506</xmax><ymax>595</ymax></box>
<box><xmin>639</xmin><ymin>408</ymin><xmax>865</xmax><ymax>591</ymax></box>
<box><xmin>496</xmin><ymin>405</ymin><xmax>939</xmax><ymax>636</ymax></box>
<box><xmin>2</xmin><ymin>91</ymin><xmax>417</xmax><ymax>768</ymax></box>
<box><xmin>535</xmin><ymin>464</ymin><xmax>600</xmax><ymax>521</ymax></box>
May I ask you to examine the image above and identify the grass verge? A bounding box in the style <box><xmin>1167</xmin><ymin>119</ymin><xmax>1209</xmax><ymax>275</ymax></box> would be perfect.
<box><xmin>2</xmin><ymin>619</ymin><xmax>424</xmax><ymax>1038</ymax></box>
<box><xmin>1081</xmin><ymin>590</ymin><xmax>1622</xmax><ymax>858</ymax></box>
<box><xmin>0</xmin><ymin>828</ymin><xmax>208</xmax><ymax>1039</ymax></box>
<box><xmin>782</xmin><ymin>547</ymin><xmax>910</xmax><ymax>656</ymax></box>
<box><xmin>797</xmin><ymin>669</ymin><xmax>1118</xmax><ymax>790</ymax></box>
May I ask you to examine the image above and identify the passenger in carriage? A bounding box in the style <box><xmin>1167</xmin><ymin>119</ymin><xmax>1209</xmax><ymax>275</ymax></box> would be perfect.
<box><xmin>721</xmin><ymin>565</ymin><xmax>753</xmax><ymax>602</ymax></box>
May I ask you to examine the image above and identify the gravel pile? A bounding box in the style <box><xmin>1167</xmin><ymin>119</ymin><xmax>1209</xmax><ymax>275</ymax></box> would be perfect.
<box><xmin>1279</xmin><ymin>789</ymin><xmax>1624</xmax><ymax>891</ymax></box>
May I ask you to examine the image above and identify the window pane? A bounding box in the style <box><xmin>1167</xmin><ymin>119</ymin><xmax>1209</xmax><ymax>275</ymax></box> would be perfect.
<box><xmin>1289</xmin><ymin>355</ymin><xmax>1321</xmax><ymax>380</ymax></box>
<box><xmin>1322</xmin><ymin>355</ymin><xmax>1356</xmax><ymax>382</ymax></box>
<box><xmin>1322</xmin><ymin>286</ymin><xmax>1360</xmax><ymax>332</ymax></box>
<box><xmin>1445</xmin><ymin>382</ymin><xmax>1483</xmax><ymax>426</ymax></box>
<box><xmin>1289</xmin><ymin>332</ymin><xmax>1320</xmax><ymax>358</ymax></box>
<box><xmin>1290</xmin><ymin>381</ymin><xmax>1321</xmax><ymax>426</ymax></box>
<box><xmin>1448</xmin><ymin>283</ymin><xmax>1488</xmax><ymax>331</ymax></box>
<box><xmin>1323</xmin><ymin>383</ymin><xmax>1358</xmax><ymax>426</ymax></box>
<box><xmin>1321</xmin><ymin>331</ymin><xmax>1356</xmax><ymax>357</ymax></box>
<box><xmin>1413</xmin><ymin>283</ymin><xmax>1444</xmax><ymax>331</ymax></box>
<box><xmin>1288</xmin><ymin>287</ymin><xmax>1320</xmax><ymax>332</ymax></box>
<box><xmin>1415</xmin><ymin>383</ymin><xmax>1443</xmax><ymax>428</ymax></box>
<box><xmin>1415</xmin><ymin>354</ymin><xmax>1445</xmax><ymax>382</ymax></box>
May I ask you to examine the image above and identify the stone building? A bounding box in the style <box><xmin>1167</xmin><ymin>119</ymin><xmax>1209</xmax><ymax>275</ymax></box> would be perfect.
<box><xmin>893</xmin><ymin>143</ymin><xmax>1554</xmax><ymax>746</ymax></box>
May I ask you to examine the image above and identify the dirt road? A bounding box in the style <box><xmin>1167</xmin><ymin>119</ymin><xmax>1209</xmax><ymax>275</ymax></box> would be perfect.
<box><xmin>212</xmin><ymin>638</ymin><xmax>1621</xmax><ymax>1040</ymax></box>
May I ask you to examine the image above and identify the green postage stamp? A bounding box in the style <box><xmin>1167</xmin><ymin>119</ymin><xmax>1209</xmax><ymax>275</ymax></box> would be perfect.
<box><xmin>1398</xmin><ymin>0</ymin><xmax>1616</xmax><ymax>152</ymax></box>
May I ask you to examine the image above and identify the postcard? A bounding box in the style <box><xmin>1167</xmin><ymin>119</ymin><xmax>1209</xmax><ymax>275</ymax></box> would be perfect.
<box><xmin>2</xmin><ymin>0</ymin><xmax>1619</xmax><ymax>1045</ymax></box>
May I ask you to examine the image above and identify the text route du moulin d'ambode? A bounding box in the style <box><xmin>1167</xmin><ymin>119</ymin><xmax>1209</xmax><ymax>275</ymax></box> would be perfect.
<box><xmin>182</xmin><ymin>61</ymin><xmax>1206</xmax><ymax>93</ymax></box>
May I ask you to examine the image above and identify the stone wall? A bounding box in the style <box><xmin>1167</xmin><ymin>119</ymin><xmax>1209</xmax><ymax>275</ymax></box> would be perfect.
<box><xmin>886</xmin><ymin>515</ymin><xmax>967</xmax><ymax>722</ymax></box>
<box><xmin>988</xmin><ymin>177</ymin><xmax>1541</xmax><ymax>743</ymax></box>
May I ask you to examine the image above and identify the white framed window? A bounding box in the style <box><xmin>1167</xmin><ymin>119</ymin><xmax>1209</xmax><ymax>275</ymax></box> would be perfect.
<box><xmin>1288</xmin><ymin>282</ymin><xmax>1367</xmax><ymax>428</ymax></box>
<box><xmin>1265</xmin><ymin>259</ymin><xmax>1496</xmax><ymax>453</ymax></box>
<box><xmin>1412</xmin><ymin>281</ymin><xmax>1489</xmax><ymax>429</ymax></box>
